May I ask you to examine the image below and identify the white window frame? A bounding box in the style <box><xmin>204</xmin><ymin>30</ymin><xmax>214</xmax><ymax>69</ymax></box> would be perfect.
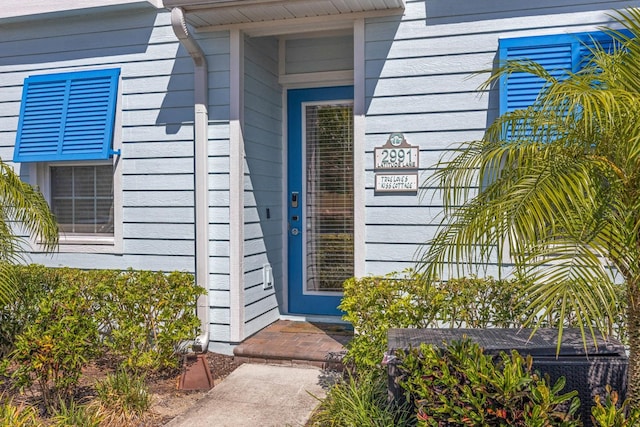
<box><xmin>31</xmin><ymin>158</ymin><xmax>123</xmax><ymax>253</ymax></box>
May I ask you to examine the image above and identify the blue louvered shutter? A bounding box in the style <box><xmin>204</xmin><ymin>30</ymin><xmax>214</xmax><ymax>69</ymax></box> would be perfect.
<box><xmin>577</xmin><ymin>31</ymin><xmax>627</xmax><ymax>67</ymax></box>
<box><xmin>14</xmin><ymin>68</ymin><xmax>120</xmax><ymax>163</ymax></box>
<box><xmin>499</xmin><ymin>31</ymin><xmax>624</xmax><ymax>116</ymax></box>
<box><xmin>499</xmin><ymin>35</ymin><xmax>575</xmax><ymax>115</ymax></box>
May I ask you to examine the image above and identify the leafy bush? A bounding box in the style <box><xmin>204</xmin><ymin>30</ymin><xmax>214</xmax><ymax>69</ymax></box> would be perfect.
<box><xmin>396</xmin><ymin>340</ymin><xmax>581</xmax><ymax>426</ymax></box>
<box><xmin>1</xmin><ymin>265</ymin><xmax>203</xmax><ymax>374</ymax></box>
<box><xmin>340</xmin><ymin>271</ymin><xmax>626</xmax><ymax>373</ymax></box>
<box><xmin>0</xmin><ymin>264</ymin><xmax>202</xmax><ymax>416</ymax></box>
<box><xmin>309</xmin><ymin>371</ymin><xmax>415</xmax><ymax>427</ymax></box>
<box><xmin>96</xmin><ymin>269</ymin><xmax>204</xmax><ymax>372</ymax></box>
<box><xmin>0</xmin><ymin>264</ymin><xmax>55</xmax><ymax>358</ymax></box>
<box><xmin>591</xmin><ymin>385</ymin><xmax>640</xmax><ymax>426</ymax></box>
<box><xmin>9</xmin><ymin>278</ymin><xmax>99</xmax><ymax>413</ymax></box>
<box><xmin>340</xmin><ymin>272</ymin><xmax>439</xmax><ymax>372</ymax></box>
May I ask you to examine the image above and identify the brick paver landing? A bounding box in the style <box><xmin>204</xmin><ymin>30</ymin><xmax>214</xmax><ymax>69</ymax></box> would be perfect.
<box><xmin>233</xmin><ymin>320</ymin><xmax>352</xmax><ymax>370</ymax></box>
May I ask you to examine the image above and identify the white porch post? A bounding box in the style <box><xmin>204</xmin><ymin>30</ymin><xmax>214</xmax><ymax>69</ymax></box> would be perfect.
<box><xmin>353</xmin><ymin>18</ymin><xmax>366</xmax><ymax>278</ymax></box>
<box><xmin>229</xmin><ymin>28</ymin><xmax>245</xmax><ymax>342</ymax></box>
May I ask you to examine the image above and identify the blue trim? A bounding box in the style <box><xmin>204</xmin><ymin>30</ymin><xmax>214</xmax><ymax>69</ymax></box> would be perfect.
<box><xmin>287</xmin><ymin>86</ymin><xmax>353</xmax><ymax>316</ymax></box>
<box><xmin>14</xmin><ymin>68</ymin><xmax>121</xmax><ymax>163</ymax></box>
<box><xmin>498</xmin><ymin>31</ymin><xmax>626</xmax><ymax>115</ymax></box>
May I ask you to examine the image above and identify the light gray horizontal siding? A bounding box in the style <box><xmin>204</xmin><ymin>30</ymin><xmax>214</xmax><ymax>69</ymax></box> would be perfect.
<box><xmin>124</xmin><ymin>174</ymin><xmax>194</xmax><ymax>191</ymax></box>
<box><xmin>242</xmin><ymin>35</ymin><xmax>282</xmax><ymax>336</ymax></box>
<box><xmin>285</xmin><ymin>34</ymin><xmax>354</xmax><ymax>74</ymax></box>
<box><xmin>0</xmin><ymin>9</ymin><xmax>197</xmax><ymax>271</ymax></box>
<box><xmin>123</xmin><ymin>223</ymin><xmax>195</xmax><ymax>240</ymax></box>
<box><xmin>362</xmin><ymin>0</ymin><xmax>640</xmax><ymax>276</ymax></box>
<box><xmin>0</xmin><ymin>7</ymin><xmax>234</xmax><ymax>345</ymax></box>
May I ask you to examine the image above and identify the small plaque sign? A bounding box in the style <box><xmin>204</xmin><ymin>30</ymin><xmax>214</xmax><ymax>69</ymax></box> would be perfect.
<box><xmin>374</xmin><ymin>133</ymin><xmax>419</xmax><ymax>170</ymax></box>
<box><xmin>375</xmin><ymin>173</ymin><xmax>418</xmax><ymax>192</ymax></box>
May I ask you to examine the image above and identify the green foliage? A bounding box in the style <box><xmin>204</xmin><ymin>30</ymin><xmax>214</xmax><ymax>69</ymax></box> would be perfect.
<box><xmin>1</xmin><ymin>265</ymin><xmax>203</xmax><ymax>374</ymax></box>
<box><xmin>340</xmin><ymin>272</ymin><xmax>439</xmax><ymax>372</ymax></box>
<box><xmin>309</xmin><ymin>371</ymin><xmax>415</xmax><ymax>427</ymax></box>
<box><xmin>340</xmin><ymin>271</ymin><xmax>626</xmax><ymax>373</ymax></box>
<box><xmin>416</xmin><ymin>8</ymin><xmax>640</xmax><ymax>402</ymax></box>
<box><xmin>0</xmin><ymin>395</ymin><xmax>40</xmax><ymax>427</ymax></box>
<box><xmin>94</xmin><ymin>368</ymin><xmax>151</xmax><ymax>417</ymax></box>
<box><xmin>396</xmin><ymin>340</ymin><xmax>580</xmax><ymax>427</ymax></box>
<box><xmin>591</xmin><ymin>385</ymin><xmax>640</xmax><ymax>427</ymax></box>
<box><xmin>96</xmin><ymin>269</ymin><xmax>204</xmax><ymax>372</ymax></box>
<box><xmin>0</xmin><ymin>264</ymin><xmax>55</xmax><ymax>358</ymax></box>
<box><xmin>91</xmin><ymin>368</ymin><xmax>152</xmax><ymax>427</ymax></box>
<box><xmin>8</xmin><ymin>279</ymin><xmax>99</xmax><ymax>413</ymax></box>
<box><xmin>0</xmin><ymin>264</ymin><xmax>202</xmax><ymax>416</ymax></box>
<box><xmin>51</xmin><ymin>399</ymin><xmax>103</xmax><ymax>427</ymax></box>
<box><xmin>0</xmin><ymin>161</ymin><xmax>58</xmax><ymax>305</ymax></box>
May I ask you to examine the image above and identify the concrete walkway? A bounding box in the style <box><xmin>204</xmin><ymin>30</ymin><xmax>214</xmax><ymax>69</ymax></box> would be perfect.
<box><xmin>165</xmin><ymin>363</ymin><xmax>331</xmax><ymax>427</ymax></box>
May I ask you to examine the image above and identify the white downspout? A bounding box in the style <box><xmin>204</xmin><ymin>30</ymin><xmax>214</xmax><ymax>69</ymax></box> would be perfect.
<box><xmin>171</xmin><ymin>7</ymin><xmax>210</xmax><ymax>353</ymax></box>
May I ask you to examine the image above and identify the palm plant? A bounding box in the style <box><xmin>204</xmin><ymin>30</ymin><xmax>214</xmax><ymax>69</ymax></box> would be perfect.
<box><xmin>0</xmin><ymin>160</ymin><xmax>58</xmax><ymax>304</ymax></box>
<box><xmin>419</xmin><ymin>8</ymin><xmax>640</xmax><ymax>406</ymax></box>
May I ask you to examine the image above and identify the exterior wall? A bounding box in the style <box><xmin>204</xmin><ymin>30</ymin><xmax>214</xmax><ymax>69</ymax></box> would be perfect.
<box><xmin>0</xmin><ymin>7</ymin><xmax>197</xmax><ymax>271</ymax></box>
<box><xmin>5</xmin><ymin>0</ymin><xmax>640</xmax><ymax>347</ymax></box>
<box><xmin>242</xmin><ymin>35</ymin><xmax>282</xmax><ymax>337</ymax></box>
<box><xmin>362</xmin><ymin>0</ymin><xmax>640</xmax><ymax>277</ymax></box>
<box><xmin>0</xmin><ymin>0</ymin><xmax>161</xmax><ymax>21</ymax></box>
<box><xmin>285</xmin><ymin>34</ymin><xmax>354</xmax><ymax>74</ymax></box>
<box><xmin>0</xmin><ymin>5</ymin><xmax>234</xmax><ymax>349</ymax></box>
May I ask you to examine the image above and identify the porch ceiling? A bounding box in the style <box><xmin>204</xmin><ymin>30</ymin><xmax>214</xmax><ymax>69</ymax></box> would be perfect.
<box><xmin>162</xmin><ymin>0</ymin><xmax>405</xmax><ymax>31</ymax></box>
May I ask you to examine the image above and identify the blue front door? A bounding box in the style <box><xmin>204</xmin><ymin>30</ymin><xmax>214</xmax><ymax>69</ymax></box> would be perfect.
<box><xmin>287</xmin><ymin>86</ymin><xmax>354</xmax><ymax>316</ymax></box>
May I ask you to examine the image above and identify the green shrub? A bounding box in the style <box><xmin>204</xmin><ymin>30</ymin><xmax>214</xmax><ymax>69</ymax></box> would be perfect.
<box><xmin>435</xmin><ymin>275</ymin><xmax>529</xmax><ymax>328</ymax></box>
<box><xmin>2</xmin><ymin>265</ymin><xmax>203</xmax><ymax>374</ymax></box>
<box><xmin>96</xmin><ymin>269</ymin><xmax>204</xmax><ymax>372</ymax></box>
<box><xmin>2</xmin><ymin>265</ymin><xmax>202</xmax><ymax>415</ymax></box>
<box><xmin>396</xmin><ymin>340</ymin><xmax>581</xmax><ymax>427</ymax></box>
<box><xmin>309</xmin><ymin>371</ymin><xmax>415</xmax><ymax>427</ymax></box>
<box><xmin>9</xmin><ymin>278</ymin><xmax>99</xmax><ymax>413</ymax></box>
<box><xmin>340</xmin><ymin>271</ymin><xmax>627</xmax><ymax>373</ymax></box>
<box><xmin>591</xmin><ymin>385</ymin><xmax>640</xmax><ymax>426</ymax></box>
<box><xmin>0</xmin><ymin>264</ymin><xmax>55</xmax><ymax>358</ymax></box>
<box><xmin>92</xmin><ymin>368</ymin><xmax>151</xmax><ymax>427</ymax></box>
<box><xmin>339</xmin><ymin>272</ymin><xmax>439</xmax><ymax>372</ymax></box>
<box><xmin>339</xmin><ymin>272</ymin><xmax>529</xmax><ymax>372</ymax></box>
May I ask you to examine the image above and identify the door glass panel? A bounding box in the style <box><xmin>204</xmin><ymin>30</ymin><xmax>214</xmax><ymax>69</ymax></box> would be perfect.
<box><xmin>305</xmin><ymin>103</ymin><xmax>354</xmax><ymax>292</ymax></box>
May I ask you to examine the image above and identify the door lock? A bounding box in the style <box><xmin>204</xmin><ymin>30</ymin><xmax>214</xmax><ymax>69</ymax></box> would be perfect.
<box><xmin>291</xmin><ymin>228</ymin><xmax>299</xmax><ymax>236</ymax></box>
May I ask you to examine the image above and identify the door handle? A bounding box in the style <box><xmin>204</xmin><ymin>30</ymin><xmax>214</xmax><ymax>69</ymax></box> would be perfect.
<box><xmin>291</xmin><ymin>192</ymin><xmax>298</xmax><ymax>208</ymax></box>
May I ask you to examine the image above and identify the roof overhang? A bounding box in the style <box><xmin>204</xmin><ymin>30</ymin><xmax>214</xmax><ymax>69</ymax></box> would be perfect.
<box><xmin>162</xmin><ymin>0</ymin><xmax>405</xmax><ymax>35</ymax></box>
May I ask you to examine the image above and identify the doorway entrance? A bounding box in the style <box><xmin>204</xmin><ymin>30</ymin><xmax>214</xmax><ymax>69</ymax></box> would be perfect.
<box><xmin>287</xmin><ymin>86</ymin><xmax>354</xmax><ymax>315</ymax></box>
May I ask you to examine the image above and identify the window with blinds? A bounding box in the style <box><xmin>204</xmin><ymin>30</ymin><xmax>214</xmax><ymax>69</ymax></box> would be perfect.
<box><xmin>51</xmin><ymin>164</ymin><xmax>114</xmax><ymax>235</ymax></box>
<box><xmin>304</xmin><ymin>103</ymin><xmax>354</xmax><ymax>292</ymax></box>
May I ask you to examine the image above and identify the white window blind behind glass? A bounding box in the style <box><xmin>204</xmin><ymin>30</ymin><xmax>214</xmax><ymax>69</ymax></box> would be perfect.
<box><xmin>51</xmin><ymin>165</ymin><xmax>114</xmax><ymax>235</ymax></box>
<box><xmin>305</xmin><ymin>103</ymin><xmax>354</xmax><ymax>292</ymax></box>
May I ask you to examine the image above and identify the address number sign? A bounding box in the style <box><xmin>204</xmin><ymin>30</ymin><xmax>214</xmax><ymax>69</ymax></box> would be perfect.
<box><xmin>374</xmin><ymin>133</ymin><xmax>420</xmax><ymax>193</ymax></box>
<box><xmin>375</xmin><ymin>146</ymin><xmax>418</xmax><ymax>169</ymax></box>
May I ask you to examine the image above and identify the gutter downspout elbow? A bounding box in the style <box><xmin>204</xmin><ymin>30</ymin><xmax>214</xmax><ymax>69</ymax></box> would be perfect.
<box><xmin>171</xmin><ymin>7</ymin><xmax>210</xmax><ymax>353</ymax></box>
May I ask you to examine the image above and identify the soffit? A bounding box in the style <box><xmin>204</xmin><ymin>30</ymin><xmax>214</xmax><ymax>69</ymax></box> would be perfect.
<box><xmin>162</xmin><ymin>0</ymin><xmax>405</xmax><ymax>33</ymax></box>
